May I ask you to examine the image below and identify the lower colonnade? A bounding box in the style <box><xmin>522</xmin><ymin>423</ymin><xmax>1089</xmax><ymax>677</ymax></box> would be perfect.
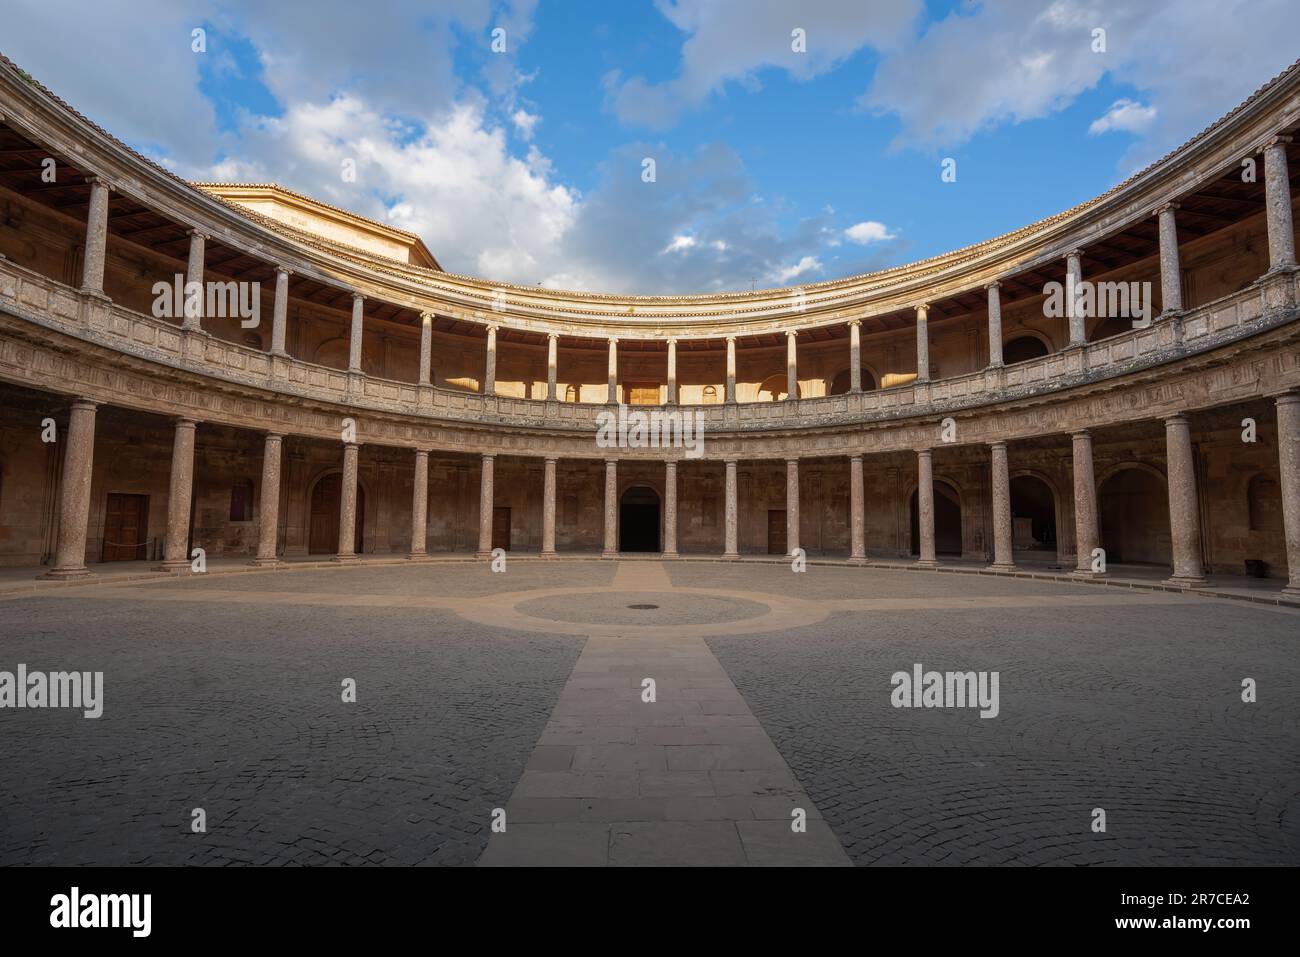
<box><xmin>22</xmin><ymin>384</ymin><xmax>1300</xmax><ymax>600</ymax></box>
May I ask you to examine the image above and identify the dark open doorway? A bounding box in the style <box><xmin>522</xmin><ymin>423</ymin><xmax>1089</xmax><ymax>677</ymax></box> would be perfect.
<box><xmin>619</xmin><ymin>485</ymin><xmax>661</xmax><ymax>553</ymax></box>
<box><xmin>911</xmin><ymin>481</ymin><xmax>962</xmax><ymax>555</ymax></box>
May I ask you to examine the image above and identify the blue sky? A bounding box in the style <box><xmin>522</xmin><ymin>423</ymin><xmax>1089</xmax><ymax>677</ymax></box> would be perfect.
<box><xmin>5</xmin><ymin>0</ymin><xmax>1299</xmax><ymax>293</ymax></box>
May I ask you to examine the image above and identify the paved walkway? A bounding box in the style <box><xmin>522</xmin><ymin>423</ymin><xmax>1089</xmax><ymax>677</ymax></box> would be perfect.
<box><xmin>478</xmin><ymin>563</ymin><xmax>850</xmax><ymax>866</ymax></box>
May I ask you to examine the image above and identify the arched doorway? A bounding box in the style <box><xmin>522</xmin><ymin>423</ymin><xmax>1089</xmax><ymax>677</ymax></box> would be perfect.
<box><xmin>1098</xmin><ymin>466</ymin><xmax>1170</xmax><ymax>566</ymax></box>
<box><xmin>829</xmin><ymin>368</ymin><xmax>878</xmax><ymax>394</ymax></box>
<box><xmin>911</xmin><ymin>480</ymin><xmax>962</xmax><ymax>556</ymax></box>
<box><xmin>309</xmin><ymin>472</ymin><xmax>365</xmax><ymax>555</ymax></box>
<box><xmin>757</xmin><ymin>374</ymin><xmax>797</xmax><ymax>401</ymax></box>
<box><xmin>619</xmin><ymin>485</ymin><xmax>661</xmax><ymax>553</ymax></box>
<box><xmin>1010</xmin><ymin>475</ymin><xmax>1057</xmax><ymax>556</ymax></box>
<box><xmin>1003</xmin><ymin>336</ymin><xmax>1050</xmax><ymax>364</ymax></box>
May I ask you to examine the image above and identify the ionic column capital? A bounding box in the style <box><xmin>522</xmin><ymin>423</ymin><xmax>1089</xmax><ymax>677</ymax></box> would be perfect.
<box><xmin>984</xmin><ymin>279</ymin><xmax>1001</xmax><ymax>291</ymax></box>
<box><xmin>846</xmin><ymin>318</ymin><xmax>861</xmax><ymax>328</ymax></box>
<box><xmin>275</xmin><ymin>265</ymin><xmax>293</xmax><ymax>278</ymax></box>
<box><xmin>84</xmin><ymin>175</ymin><xmax>114</xmax><ymax>191</ymax></box>
<box><xmin>1262</xmin><ymin>134</ymin><xmax>1293</xmax><ymax>151</ymax></box>
<box><xmin>351</xmin><ymin>292</ymin><xmax>364</xmax><ymax>303</ymax></box>
<box><xmin>1155</xmin><ymin>201</ymin><xmax>1180</xmax><ymax>215</ymax></box>
<box><xmin>186</xmin><ymin>227</ymin><xmax>210</xmax><ymax>241</ymax></box>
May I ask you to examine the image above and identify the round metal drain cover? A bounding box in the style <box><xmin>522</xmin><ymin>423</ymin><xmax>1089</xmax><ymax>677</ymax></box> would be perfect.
<box><xmin>627</xmin><ymin>603</ymin><xmax>659</xmax><ymax>610</ymax></box>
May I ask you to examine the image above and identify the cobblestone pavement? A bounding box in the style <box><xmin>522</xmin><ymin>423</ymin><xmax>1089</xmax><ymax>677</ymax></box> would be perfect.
<box><xmin>707</xmin><ymin>597</ymin><xmax>1300</xmax><ymax>866</ymax></box>
<box><xmin>2</xmin><ymin>560</ymin><xmax>1296</xmax><ymax>866</ymax></box>
<box><xmin>0</xmin><ymin>592</ymin><xmax>582</xmax><ymax>865</ymax></box>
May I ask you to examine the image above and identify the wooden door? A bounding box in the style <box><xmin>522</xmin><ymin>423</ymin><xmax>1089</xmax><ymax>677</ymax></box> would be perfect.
<box><xmin>767</xmin><ymin>509</ymin><xmax>787</xmax><ymax>555</ymax></box>
<box><xmin>492</xmin><ymin>506</ymin><xmax>511</xmax><ymax>551</ymax></box>
<box><xmin>309</xmin><ymin>474</ymin><xmax>365</xmax><ymax>555</ymax></box>
<box><xmin>103</xmin><ymin>493</ymin><xmax>149</xmax><ymax>561</ymax></box>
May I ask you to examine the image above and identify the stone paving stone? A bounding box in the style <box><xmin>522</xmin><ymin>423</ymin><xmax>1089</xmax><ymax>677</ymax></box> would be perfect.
<box><xmin>479</xmin><ymin>630</ymin><xmax>851</xmax><ymax>866</ymax></box>
<box><xmin>0</xmin><ymin>595</ymin><xmax>581</xmax><ymax>866</ymax></box>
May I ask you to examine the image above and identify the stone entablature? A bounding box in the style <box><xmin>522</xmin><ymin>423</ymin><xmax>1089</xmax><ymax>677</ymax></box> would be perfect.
<box><xmin>3</xmin><ymin>255</ymin><xmax>1298</xmax><ymax>460</ymax></box>
<box><xmin>2</xmin><ymin>55</ymin><xmax>1299</xmax><ymax>338</ymax></box>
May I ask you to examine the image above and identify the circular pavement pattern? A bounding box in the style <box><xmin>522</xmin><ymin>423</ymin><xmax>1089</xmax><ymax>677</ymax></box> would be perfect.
<box><xmin>514</xmin><ymin>589</ymin><xmax>770</xmax><ymax>626</ymax></box>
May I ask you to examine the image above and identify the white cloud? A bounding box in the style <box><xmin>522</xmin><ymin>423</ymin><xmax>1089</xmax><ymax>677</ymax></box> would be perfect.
<box><xmin>861</xmin><ymin>0</ymin><xmax>1300</xmax><ymax>168</ymax></box>
<box><xmin>605</xmin><ymin>0</ymin><xmax>922</xmax><ymax>129</ymax></box>
<box><xmin>511</xmin><ymin>108</ymin><xmax>540</xmax><ymax>140</ymax></box>
<box><xmin>1088</xmin><ymin>98</ymin><xmax>1156</xmax><ymax>135</ymax></box>
<box><xmin>844</xmin><ymin>221</ymin><xmax>896</xmax><ymax>244</ymax></box>
<box><xmin>663</xmin><ymin>234</ymin><xmax>698</xmax><ymax>253</ymax></box>
<box><xmin>773</xmin><ymin>256</ymin><xmax>823</xmax><ymax>283</ymax></box>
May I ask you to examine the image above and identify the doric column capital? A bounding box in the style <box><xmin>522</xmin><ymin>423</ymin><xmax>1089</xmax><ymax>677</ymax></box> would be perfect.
<box><xmin>543</xmin><ymin>455</ymin><xmax>558</xmax><ymax>465</ymax></box>
<box><xmin>263</xmin><ymin>430</ymin><xmax>285</xmax><ymax>440</ymax></box>
<box><xmin>1164</xmin><ymin>412</ymin><xmax>1190</xmax><ymax>426</ymax></box>
<box><xmin>848</xmin><ymin>452</ymin><xmax>864</xmax><ymax>463</ymax></box>
<box><xmin>1070</xmin><ymin>428</ymin><xmax>1091</xmax><ymax>440</ymax></box>
<box><xmin>480</xmin><ymin>451</ymin><xmax>496</xmax><ymax>461</ymax></box>
<box><xmin>988</xmin><ymin>439</ymin><xmax>1007</xmax><ymax>452</ymax></box>
<box><xmin>342</xmin><ymin>440</ymin><xmax>361</xmax><ymax>450</ymax></box>
<box><xmin>69</xmin><ymin>398</ymin><xmax>99</xmax><ymax>412</ymax></box>
<box><xmin>916</xmin><ymin>447</ymin><xmax>933</xmax><ymax>456</ymax></box>
<box><xmin>174</xmin><ymin>417</ymin><xmax>199</xmax><ymax>429</ymax></box>
<box><xmin>604</xmin><ymin>457</ymin><xmax>618</xmax><ymax>466</ymax></box>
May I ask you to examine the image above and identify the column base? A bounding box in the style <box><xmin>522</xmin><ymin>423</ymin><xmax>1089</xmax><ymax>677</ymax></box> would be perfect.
<box><xmin>914</xmin><ymin>559</ymin><xmax>939</xmax><ymax>569</ymax></box>
<box><xmin>987</xmin><ymin>562</ymin><xmax>1017</xmax><ymax>573</ymax></box>
<box><xmin>405</xmin><ymin>552</ymin><xmax>432</xmax><ymax>562</ymax></box>
<box><xmin>332</xmin><ymin>554</ymin><xmax>359</xmax><ymax>564</ymax></box>
<box><xmin>600</xmin><ymin>550</ymin><xmax>618</xmax><ymax>559</ymax></box>
<box><xmin>1280</xmin><ymin>585</ymin><xmax>1300</xmax><ymax>602</ymax></box>
<box><xmin>661</xmin><ymin>551</ymin><xmax>679</xmax><ymax>560</ymax></box>
<box><xmin>269</xmin><ymin>349</ymin><xmax>290</xmax><ymax>358</ymax></box>
<box><xmin>848</xmin><ymin>555</ymin><xmax>869</xmax><ymax>566</ymax></box>
<box><xmin>1163</xmin><ymin>575</ymin><xmax>1209</xmax><ymax>589</ymax></box>
<box><xmin>153</xmin><ymin>561</ymin><xmax>193</xmax><ymax>574</ymax></box>
<box><xmin>1070</xmin><ymin>568</ymin><xmax>1104</xmax><ymax>580</ymax></box>
<box><xmin>248</xmin><ymin>558</ymin><xmax>281</xmax><ymax>568</ymax></box>
<box><xmin>38</xmin><ymin>566</ymin><xmax>93</xmax><ymax>581</ymax></box>
<box><xmin>476</xmin><ymin>550</ymin><xmax>494</xmax><ymax>559</ymax></box>
<box><xmin>540</xmin><ymin>549</ymin><xmax>557</xmax><ymax>559</ymax></box>
<box><xmin>721</xmin><ymin>551</ymin><xmax>740</xmax><ymax>561</ymax></box>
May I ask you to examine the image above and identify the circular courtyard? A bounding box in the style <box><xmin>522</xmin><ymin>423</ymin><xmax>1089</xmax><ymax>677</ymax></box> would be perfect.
<box><xmin>1</xmin><ymin>559</ymin><xmax>1297</xmax><ymax>867</ymax></box>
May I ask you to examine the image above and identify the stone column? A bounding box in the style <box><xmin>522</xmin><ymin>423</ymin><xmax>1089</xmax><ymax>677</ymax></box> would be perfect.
<box><xmin>156</xmin><ymin>418</ymin><xmax>198</xmax><ymax>571</ymax></box>
<box><xmin>916</xmin><ymin>449</ymin><xmax>937</xmax><ymax>567</ymax></box>
<box><xmin>785</xmin><ymin>331</ymin><xmax>798</xmax><ymax>400</ymax></box>
<box><xmin>663</xmin><ymin>460</ymin><xmax>678</xmax><ymax>557</ymax></box>
<box><xmin>849</xmin><ymin>453</ymin><xmax>866</xmax><ymax>563</ymax></box>
<box><xmin>477</xmin><ymin>453</ymin><xmax>495</xmax><ymax>557</ymax></box>
<box><xmin>848</xmin><ymin>321</ymin><xmax>862</xmax><ymax>393</ymax></box>
<box><xmin>723</xmin><ymin>459</ymin><xmax>739</xmax><ymax>559</ymax></box>
<box><xmin>41</xmin><ymin>399</ymin><xmax>98</xmax><ymax>580</ymax></box>
<box><xmin>1275</xmin><ymin>392</ymin><xmax>1300</xmax><ymax>598</ymax></box>
<box><xmin>251</xmin><ymin>432</ymin><xmax>283</xmax><ymax>566</ymax></box>
<box><xmin>1156</xmin><ymin>203</ymin><xmax>1183</xmax><ymax>318</ymax></box>
<box><xmin>606</xmin><ymin>338</ymin><xmax>618</xmax><ymax>403</ymax></box>
<box><xmin>666</xmin><ymin>338</ymin><xmax>678</xmax><ymax>405</ymax></box>
<box><xmin>915</xmin><ymin>305</ymin><xmax>930</xmax><ymax>383</ymax></box>
<box><xmin>989</xmin><ymin>440</ymin><xmax>1015</xmax><ymax>571</ymax></box>
<box><xmin>270</xmin><ymin>267</ymin><xmax>291</xmax><ymax>356</ymax></box>
<box><xmin>725</xmin><ymin>337</ymin><xmax>737</xmax><ymax>404</ymax></box>
<box><xmin>1066</xmin><ymin>250</ymin><xmax>1086</xmax><ymax>347</ymax></box>
<box><xmin>79</xmin><ymin>178</ymin><xmax>111</xmax><ymax>298</ymax></box>
<box><xmin>547</xmin><ymin>334</ymin><xmax>558</xmax><ymax>401</ymax></box>
<box><xmin>1263</xmin><ymin>135</ymin><xmax>1296</xmax><ymax>273</ymax></box>
<box><xmin>484</xmin><ymin>325</ymin><xmax>498</xmax><ymax>396</ymax></box>
<box><xmin>786</xmin><ymin>458</ymin><xmax>800</xmax><ymax>555</ymax></box>
<box><xmin>408</xmin><ymin>449</ymin><xmax>429</xmax><ymax>559</ymax></box>
<box><xmin>418</xmin><ymin>312</ymin><xmax>433</xmax><ymax>386</ymax></box>
<box><xmin>335</xmin><ymin>442</ymin><xmax>360</xmax><ymax>562</ymax></box>
<box><xmin>541</xmin><ymin>457</ymin><xmax>557</xmax><ymax>557</ymax></box>
<box><xmin>348</xmin><ymin>294</ymin><xmax>364</xmax><ymax>372</ymax></box>
<box><xmin>601</xmin><ymin>458</ymin><xmax>618</xmax><ymax>557</ymax></box>
<box><xmin>181</xmin><ymin>229</ymin><xmax>207</xmax><ymax>332</ymax></box>
<box><xmin>1071</xmin><ymin>430</ymin><xmax>1101</xmax><ymax>576</ymax></box>
<box><xmin>986</xmin><ymin>281</ymin><xmax>1004</xmax><ymax>368</ymax></box>
<box><xmin>1164</xmin><ymin>414</ymin><xmax>1208</xmax><ymax>587</ymax></box>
